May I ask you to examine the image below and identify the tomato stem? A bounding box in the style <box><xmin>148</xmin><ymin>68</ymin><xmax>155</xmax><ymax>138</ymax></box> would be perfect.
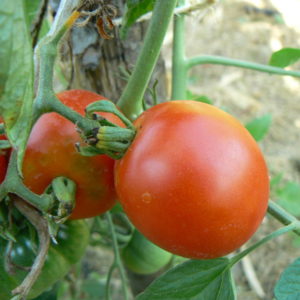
<box><xmin>117</xmin><ymin>0</ymin><xmax>178</xmax><ymax>120</ymax></box>
<box><xmin>186</xmin><ymin>55</ymin><xmax>300</xmax><ymax>78</ymax></box>
<box><xmin>34</xmin><ymin>37</ymin><xmax>97</xmax><ymax>137</ymax></box>
<box><xmin>229</xmin><ymin>222</ymin><xmax>299</xmax><ymax>267</ymax></box>
<box><xmin>11</xmin><ymin>196</ymin><xmax>51</xmax><ymax>299</ymax></box>
<box><xmin>171</xmin><ymin>0</ymin><xmax>188</xmax><ymax>100</ymax></box>
<box><xmin>102</xmin><ymin>213</ymin><xmax>130</xmax><ymax>300</ymax></box>
<box><xmin>267</xmin><ymin>200</ymin><xmax>300</xmax><ymax>235</ymax></box>
<box><xmin>32</xmin><ymin>2</ymin><xmax>98</xmax><ymax>137</ymax></box>
<box><xmin>0</xmin><ymin>151</ymin><xmax>53</xmax><ymax>212</ymax></box>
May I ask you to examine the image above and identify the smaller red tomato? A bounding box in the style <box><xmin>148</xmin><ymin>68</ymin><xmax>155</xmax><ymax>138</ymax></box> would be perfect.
<box><xmin>23</xmin><ymin>90</ymin><xmax>123</xmax><ymax>219</ymax></box>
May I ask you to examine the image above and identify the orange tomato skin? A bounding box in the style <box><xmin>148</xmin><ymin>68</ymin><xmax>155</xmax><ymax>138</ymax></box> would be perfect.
<box><xmin>115</xmin><ymin>101</ymin><xmax>269</xmax><ymax>259</ymax></box>
<box><xmin>23</xmin><ymin>90</ymin><xmax>122</xmax><ymax>219</ymax></box>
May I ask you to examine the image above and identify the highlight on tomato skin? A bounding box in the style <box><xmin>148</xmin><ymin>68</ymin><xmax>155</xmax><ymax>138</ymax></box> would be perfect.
<box><xmin>114</xmin><ymin>100</ymin><xmax>270</xmax><ymax>259</ymax></box>
<box><xmin>22</xmin><ymin>89</ymin><xmax>123</xmax><ymax>220</ymax></box>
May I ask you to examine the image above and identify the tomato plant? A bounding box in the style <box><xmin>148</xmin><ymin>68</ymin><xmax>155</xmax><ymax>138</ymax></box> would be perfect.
<box><xmin>22</xmin><ymin>90</ymin><xmax>123</xmax><ymax>219</ymax></box>
<box><xmin>0</xmin><ymin>219</ymin><xmax>89</xmax><ymax>299</ymax></box>
<box><xmin>2</xmin><ymin>0</ymin><xmax>300</xmax><ymax>299</ymax></box>
<box><xmin>115</xmin><ymin>101</ymin><xmax>270</xmax><ymax>259</ymax></box>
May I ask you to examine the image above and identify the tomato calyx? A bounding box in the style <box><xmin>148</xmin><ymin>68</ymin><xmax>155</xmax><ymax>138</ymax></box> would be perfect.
<box><xmin>77</xmin><ymin>100</ymin><xmax>136</xmax><ymax>159</ymax></box>
<box><xmin>43</xmin><ymin>177</ymin><xmax>77</xmax><ymax>237</ymax></box>
<box><xmin>0</xmin><ymin>122</ymin><xmax>11</xmax><ymax>155</ymax></box>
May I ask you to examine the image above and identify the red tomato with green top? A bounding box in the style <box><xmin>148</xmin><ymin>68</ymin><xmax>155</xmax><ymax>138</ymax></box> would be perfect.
<box><xmin>23</xmin><ymin>89</ymin><xmax>122</xmax><ymax>219</ymax></box>
<box><xmin>115</xmin><ymin>100</ymin><xmax>269</xmax><ymax>259</ymax></box>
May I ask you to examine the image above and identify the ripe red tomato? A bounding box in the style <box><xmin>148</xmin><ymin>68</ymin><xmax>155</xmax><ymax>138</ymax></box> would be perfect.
<box><xmin>23</xmin><ymin>89</ymin><xmax>123</xmax><ymax>219</ymax></box>
<box><xmin>115</xmin><ymin>101</ymin><xmax>269</xmax><ymax>259</ymax></box>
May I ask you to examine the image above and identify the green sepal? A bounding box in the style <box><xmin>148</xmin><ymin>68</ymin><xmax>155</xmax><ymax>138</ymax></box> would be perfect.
<box><xmin>85</xmin><ymin>100</ymin><xmax>135</xmax><ymax>130</ymax></box>
<box><xmin>75</xmin><ymin>144</ymin><xmax>106</xmax><ymax>157</ymax></box>
<box><xmin>96</xmin><ymin>126</ymin><xmax>135</xmax><ymax>142</ymax></box>
<box><xmin>0</xmin><ymin>140</ymin><xmax>11</xmax><ymax>150</ymax></box>
<box><xmin>44</xmin><ymin>177</ymin><xmax>77</xmax><ymax>224</ymax></box>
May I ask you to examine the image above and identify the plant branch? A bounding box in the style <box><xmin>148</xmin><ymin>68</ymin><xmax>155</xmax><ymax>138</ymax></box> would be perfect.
<box><xmin>187</xmin><ymin>55</ymin><xmax>300</xmax><ymax>77</ymax></box>
<box><xmin>268</xmin><ymin>200</ymin><xmax>300</xmax><ymax>235</ymax></box>
<box><xmin>104</xmin><ymin>213</ymin><xmax>130</xmax><ymax>300</ymax></box>
<box><xmin>230</xmin><ymin>222</ymin><xmax>299</xmax><ymax>266</ymax></box>
<box><xmin>171</xmin><ymin>0</ymin><xmax>188</xmax><ymax>100</ymax></box>
<box><xmin>0</xmin><ymin>151</ymin><xmax>53</xmax><ymax>212</ymax></box>
<box><xmin>117</xmin><ymin>0</ymin><xmax>178</xmax><ymax>120</ymax></box>
<box><xmin>33</xmin><ymin>4</ymin><xmax>97</xmax><ymax>135</ymax></box>
<box><xmin>11</xmin><ymin>196</ymin><xmax>50</xmax><ymax>300</ymax></box>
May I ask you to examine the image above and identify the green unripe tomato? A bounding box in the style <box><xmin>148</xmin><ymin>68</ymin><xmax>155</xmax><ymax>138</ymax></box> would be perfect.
<box><xmin>122</xmin><ymin>230</ymin><xmax>172</xmax><ymax>275</ymax></box>
<box><xmin>0</xmin><ymin>220</ymin><xmax>89</xmax><ymax>299</ymax></box>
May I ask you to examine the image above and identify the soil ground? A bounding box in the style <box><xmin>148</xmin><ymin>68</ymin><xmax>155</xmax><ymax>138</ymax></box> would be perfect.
<box><xmin>162</xmin><ymin>0</ymin><xmax>300</xmax><ymax>299</ymax></box>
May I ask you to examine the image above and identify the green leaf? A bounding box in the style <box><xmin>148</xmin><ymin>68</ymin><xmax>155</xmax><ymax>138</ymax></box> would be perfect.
<box><xmin>137</xmin><ymin>258</ymin><xmax>236</xmax><ymax>300</ymax></box>
<box><xmin>269</xmin><ymin>48</ymin><xmax>300</xmax><ymax>68</ymax></box>
<box><xmin>24</xmin><ymin>0</ymin><xmax>51</xmax><ymax>42</ymax></box>
<box><xmin>24</xmin><ymin>0</ymin><xmax>41</xmax><ymax>28</ymax></box>
<box><xmin>0</xmin><ymin>0</ymin><xmax>34</xmax><ymax>173</ymax></box>
<box><xmin>121</xmin><ymin>0</ymin><xmax>156</xmax><ymax>38</ymax></box>
<box><xmin>270</xmin><ymin>173</ymin><xmax>283</xmax><ymax>190</ymax></box>
<box><xmin>81</xmin><ymin>273</ymin><xmax>106</xmax><ymax>299</ymax></box>
<box><xmin>187</xmin><ymin>90</ymin><xmax>214</xmax><ymax>104</ymax></box>
<box><xmin>274</xmin><ymin>257</ymin><xmax>300</xmax><ymax>300</ymax></box>
<box><xmin>245</xmin><ymin>114</ymin><xmax>272</xmax><ymax>142</ymax></box>
<box><xmin>292</xmin><ymin>237</ymin><xmax>300</xmax><ymax>248</ymax></box>
<box><xmin>276</xmin><ymin>182</ymin><xmax>300</xmax><ymax>216</ymax></box>
<box><xmin>32</xmin><ymin>284</ymin><xmax>58</xmax><ymax>300</ymax></box>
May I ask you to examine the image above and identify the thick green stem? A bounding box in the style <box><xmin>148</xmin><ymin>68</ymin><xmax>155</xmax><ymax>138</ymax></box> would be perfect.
<box><xmin>1</xmin><ymin>151</ymin><xmax>53</xmax><ymax>212</ymax></box>
<box><xmin>34</xmin><ymin>17</ymin><xmax>74</xmax><ymax>116</ymax></box>
<box><xmin>117</xmin><ymin>0</ymin><xmax>178</xmax><ymax>120</ymax></box>
<box><xmin>34</xmin><ymin>30</ymin><xmax>98</xmax><ymax>135</ymax></box>
<box><xmin>187</xmin><ymin>55</ymin><xmax>300</xmax><ymax>77</ymax></box>
<box><xmin>268</xmin><ymin>200</ymin><xmax>300</xmax><ymax>235</ymax></box>
<box><xmin>50</xmin><ymin>97</ymin><xmax>97</xmax><ymax>134</ymax></box>
<box><xmin>171</xmin><ymin>6</ymin><xmax>188</xmax><ymax>100</ymax></box>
